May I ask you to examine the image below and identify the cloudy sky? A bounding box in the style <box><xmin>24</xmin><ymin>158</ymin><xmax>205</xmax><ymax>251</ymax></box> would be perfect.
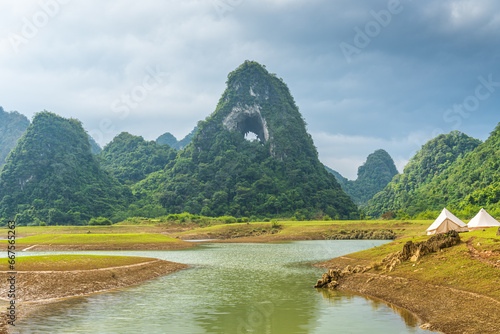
<box><xmin>1</xmin><ymin>0</ymin><xmax>499</xmax><ymax>179</ymax></box>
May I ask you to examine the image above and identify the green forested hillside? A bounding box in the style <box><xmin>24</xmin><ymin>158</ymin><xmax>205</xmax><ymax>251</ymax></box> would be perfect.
<box><xmin>136</xmin><ymin>61</ymin><xmax>358</xmax><ymax>219</ymax></box>
<box><xmin>423</xmin><ymin>124</ymin><xmax>500</xmax><ymax>214</ymax></box>
<box><xmin>366</xmin><ymin>131</ymin><xmax>483</xmax><ymax>217</ymax></box>
<box><xmin>0</xmin><ymin>112</ymin><xmax>131</xmax><ymax>226</ymax></box>
<box><xmin>0</xmin><ymin>107</ymin><xmax>30</xmax><ymax>171</ymax></box>
<box><xmin>156</xmin><ymin>132</ymin><xmax>178</xmax><ymax>147</ymax></box>
<box><xmin>88</xmin><ymin>135</ymin><xmax>102</xmax><ymax>154</ymax></box>
<box><xmin>328</xmin><ymin>149</ymin><xmax>398</xmax><ymax>205</ymax></box>
<box><xmin>100</xmin><ymin>132</ymin><xmax>177</xmax><ymax>185</ymax></box>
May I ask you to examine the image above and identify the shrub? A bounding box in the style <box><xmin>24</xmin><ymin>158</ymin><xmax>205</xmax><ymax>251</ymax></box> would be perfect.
<box><xmin>88</xmin><ymin>217</ymin><xmax>113</xmax><ymax>226</ymax></box>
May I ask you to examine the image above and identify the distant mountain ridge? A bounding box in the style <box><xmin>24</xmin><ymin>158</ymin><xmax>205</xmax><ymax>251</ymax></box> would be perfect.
<box><xmin>156</xmin><ymin>127</ymin><xmax>198</xmax><ymax>150</ymax></box>
<box><xmin>100</xmin><ymin>132</ymin><xmax>177</xmax><ymax>185</ymax></box>
<box><xmin>326</xmin><ymin>149</ymin><xmax>398</xmax><ymax>205</ymax></box>
<box><xmin>0</xmin><ymin>107</ymin><xmax>30</xmax><ymax>171</ymax></box>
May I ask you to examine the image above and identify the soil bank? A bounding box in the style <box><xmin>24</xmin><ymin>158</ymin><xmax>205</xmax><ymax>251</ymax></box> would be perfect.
<box><xmin>0</xmin><ymin>258</ymin><xmax>188</xmax><ymax>333</ymax></box>
<box><xmin>316</xmin><ymin>256</ymin><xmax>500</xmax><ymax>334</ymax></box>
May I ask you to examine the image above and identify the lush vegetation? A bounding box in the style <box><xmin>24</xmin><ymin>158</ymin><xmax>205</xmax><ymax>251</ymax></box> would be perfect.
<box><xmin>0</xmin><ymin>107</ymin><xmax>30</xmax><ymax>171</ymax></box>
<box><xmin>328</xmin><ymin>149</ymin><xmax>398</xmax><ymax>205</ymax></box>
<box><xmin>88</xmin><ymin>135</ymin><xmax>102</xmax><ymax>154</ymax></box>
<box><xmin>135</xmin><ymin>61</ymin><xmax>358</xmax><ymax>219</ymax></box>
<box><xmin>12</xmin><ymin>62</ymin><xmax>498</xmax><ymax>225</ymax></box>
<box><xmin>0</xmin><ymin>112</ymin><xmax>131</xmax><ymax>226</ymax></box>
<box><xmin>99</xmin><ymin>132</ymin><xmax>177</xmax><ymax>185</ymax></box>
<box><xmin>156</xmin><ymin>132</ymin><xmax>178</xmax><ymax>147</ymax></box>
<box><xmin>366</xmin><ymin>130</ymin><xmax>488</xmax><ymax>218</ymax></box>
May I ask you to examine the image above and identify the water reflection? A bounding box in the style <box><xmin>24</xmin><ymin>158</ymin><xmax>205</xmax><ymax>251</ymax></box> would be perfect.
<box><xmin>317</xmin><ymin>289</ymin><xmax>420</xmax><ymax>328</ymax></box>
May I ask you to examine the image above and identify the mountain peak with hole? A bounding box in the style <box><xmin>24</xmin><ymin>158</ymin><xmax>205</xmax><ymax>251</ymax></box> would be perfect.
<box><xmin>135</xmin><ymin>61</ymin><xmax>358</xmax><ymax>219</ymax></box>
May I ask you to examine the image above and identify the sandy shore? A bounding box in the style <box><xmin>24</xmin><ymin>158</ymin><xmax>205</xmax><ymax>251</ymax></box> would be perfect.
<box><xmin>316</xmin><ymin>256</ymin><xmax>500</xmax><ymax>334</ymax></box>
<box><xmin>0</xmin><ymin>259</ymin><xmax>188</xmax><ymax>332</ymax></box>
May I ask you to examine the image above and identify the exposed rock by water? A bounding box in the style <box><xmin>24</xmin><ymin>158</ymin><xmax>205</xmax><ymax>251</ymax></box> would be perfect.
<box><xmin>324</xmin><ymin>229</ymin><xmax>396</xmax><ymax>240</ymax></box>
<box><xmin>315</xmin><ymin>230</ymin><xmax>462</xmax><ymax>289</ymax></box>
<box><xmin>380</xmin><ymin>230</ymin><xmax>461</xmax><ymax>272</ymax></box>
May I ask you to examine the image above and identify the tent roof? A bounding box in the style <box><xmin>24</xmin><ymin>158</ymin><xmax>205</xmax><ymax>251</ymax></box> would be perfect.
<box><xmin>427</xmin><ymin>208</ymin><xmax>467</xmax><ymax>231</ymax></box>
<box><xmin>468</xmin><ymin>208</ymin><xmax>500</xmax><ymax>228</ymax></box>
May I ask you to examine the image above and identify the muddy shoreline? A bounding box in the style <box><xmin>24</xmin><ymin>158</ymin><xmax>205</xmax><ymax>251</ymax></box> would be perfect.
<box><xmin>315</xmin><ymin>256</ymin><xmax>500</xmax><ymax>334</ymax></box>
<box><xmin>0</xmin><ymin>259</ymin><xmax>188</xmax><ymax>332</ymax></box>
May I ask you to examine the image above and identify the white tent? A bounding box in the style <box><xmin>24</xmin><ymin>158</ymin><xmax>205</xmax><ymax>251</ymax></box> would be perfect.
<box><xmin>426</xmin><ymin>208</ymin><xmax>468</xmax><ymax>235</ymax></box>
<box><xmin>467</xmin><ymin>208</ymin><xmax>500</xmax><ymax>231</ymax></box>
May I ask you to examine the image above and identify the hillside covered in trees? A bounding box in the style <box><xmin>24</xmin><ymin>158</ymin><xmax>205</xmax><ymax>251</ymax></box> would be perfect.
<box><xmin>135</xmin><ymin>61</ymin><xmax>358</xmax><ymax>219</ymax></box>
<box><xmin>366</xmin><ymin>131</ymin><xmax>487</xmax><ymax>218</ymax></box>
<box><xmin>0</xmin><ymin>112</ymin><xmax>131</xmax><ymax>226</ymax></box>
<box><xmin>327</xmin><ymin>149</ymin><xmax>398</xmax><ymax>205</ymax></box>
<box><xmin>4</xmin><ymin>62</ymin><xmax>497</xmax><ymax>225</ymax></box>
<box><xmin>100</xmin><ymin>132</ymin><xmax>177</xmax><ymax>185</ymax></box>
<box><xmin>0</xmin><ymin>107</ymin><xmax>30</xmax><ymax>171</ymax></box>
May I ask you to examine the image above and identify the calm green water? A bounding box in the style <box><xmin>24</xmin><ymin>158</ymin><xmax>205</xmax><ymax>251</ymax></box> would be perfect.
<box><xmin>14</xmin><ymin>241</ymin><xmax>432</xmax><ymax>333</ymax></box>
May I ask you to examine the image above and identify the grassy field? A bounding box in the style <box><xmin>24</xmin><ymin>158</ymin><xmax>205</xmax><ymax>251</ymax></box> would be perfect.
<box><xmin>9</xmin><ymin>224</ymin><xmax>174</xmax><ymax>237</ymax></box>
<box><xmin>9</xmin><ymin>233</ymin><xmax>182</xmax><ymax>245</ymax></box>
<box><xmin>345</xmin><ymin>228</ymin><xmax>500</xmax><ymax>300</ymax></box>
<box><xmin>1</xmin><ymin>219</ymin><xmax>434</xmax><ymax>242</ymax></box>
<box><xmin>172</xmin><ymin>220</ymin><xmax>432</xmax><ymax>240</ymax></box>
<box><xmin>9</xmin><ymin>254</ymin><xmax>156</xmax><ymax>271</ymax></box>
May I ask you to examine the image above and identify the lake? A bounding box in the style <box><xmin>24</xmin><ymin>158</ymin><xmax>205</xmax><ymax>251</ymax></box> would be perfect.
<box><xmin>14</xmin><ymin>241</ymin><xmax>432</xmax><ymax>333</ymax></box>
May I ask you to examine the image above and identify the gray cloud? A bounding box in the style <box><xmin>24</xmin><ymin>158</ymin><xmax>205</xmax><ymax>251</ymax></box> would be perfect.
<box><xmin>0</xmin><ymin>0</ymin><xmax>498</xmax><ymax>178</ymax></box>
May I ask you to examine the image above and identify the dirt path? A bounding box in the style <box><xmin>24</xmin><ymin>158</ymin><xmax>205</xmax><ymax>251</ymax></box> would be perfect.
<box><xmin>466</xmin><ymin>237</ymin><xmax>500</xmax><ymax>269</ymax></box>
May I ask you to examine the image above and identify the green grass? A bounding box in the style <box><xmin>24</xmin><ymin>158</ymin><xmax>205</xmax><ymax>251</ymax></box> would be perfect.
<box><xmin>8</xmin><ymin>254</ymin><xmax>155</xmax><ymax>271</ymax></box>
<box><xmin>343</xmin><ymin>228</ymin><xmax>500</xmax><ymax>300</ymax></box>
<box><xmin>172</xmin><ymin>220</ymin><xmax>432</xmax><ymax>239</ymax></box>
<box><xmin>9</xmin><ymin>233</ymin><xmax>182</xmax><ymax>245</ymax></box>
<box><xmin>3</xmin><ymin>219</ymin><xmax>433</xmax><ymax>240</ymax></box>
<box><xmin>5</xmin><ymin>225</ymin><xmax>171</xmax><ymax>237</ymax></box>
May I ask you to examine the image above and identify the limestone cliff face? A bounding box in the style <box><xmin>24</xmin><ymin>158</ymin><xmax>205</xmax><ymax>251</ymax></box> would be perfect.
<box><xmin>223</xmin><ymin>104</ymin><xmax>270</xmax><ymax>143</ymax></box>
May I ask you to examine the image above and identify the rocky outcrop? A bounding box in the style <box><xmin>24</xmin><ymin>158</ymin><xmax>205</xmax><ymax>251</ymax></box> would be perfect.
<box><xmin>223</xmin><ymin>103</ymin><xmax>270</xmax><ymax>143</ymax></box>
<box><xmin>315</xmin><ymin>231</ymin><xmax>462</xmax><ymax>289</ymax></box>
<box><xmin>380</xmin><ymin>230</ymin><xmax>461</xmax><ymax>272</ymax></box>
<box><xmin>324</xmin><ymin>229</ymin><xmax>396</xmax><ymax>240</ymax></box>
<box><xmin>314</xmin><ymin>265</ymin><xmax>371</xmax><ymax>288</ymax></box>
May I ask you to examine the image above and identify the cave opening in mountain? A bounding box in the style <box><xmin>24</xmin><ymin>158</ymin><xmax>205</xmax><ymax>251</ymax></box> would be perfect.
<box><xmin>238</xmin><ymin>114</ymin><xmax>266</xmax><ymax>143</ymax></box>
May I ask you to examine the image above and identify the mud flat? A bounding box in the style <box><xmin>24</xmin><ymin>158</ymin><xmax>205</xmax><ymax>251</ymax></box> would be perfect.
<box><xmin>315</xmin><ymin>230</ymin><xmax>500</xmax><ymax>334</ymax></box>
<box><xmin>0</xmin><ymin>255</ymin><xmax>188</xmax><ymax>332</ymax></box>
